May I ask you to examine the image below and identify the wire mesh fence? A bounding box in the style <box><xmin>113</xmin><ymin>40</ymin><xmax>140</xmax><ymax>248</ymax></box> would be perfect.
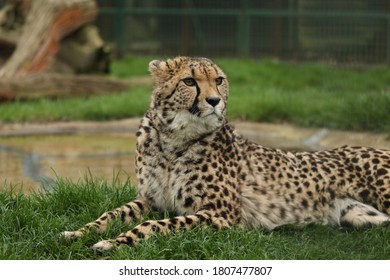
<box><xmin>96</xmin><ymin>0</ymin><xmax>390</xmax><ymax>64</ymax></box>
<box><xmin>0</xmin><ymin>0</ymin><xmax>388</xmax><ymax>64</ymax></box>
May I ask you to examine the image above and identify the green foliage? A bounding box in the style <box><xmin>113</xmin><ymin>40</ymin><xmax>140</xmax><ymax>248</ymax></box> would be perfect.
<box><xmin>1</xmin><ymin>178</ymin><xmax>390</xmax><ymax>260</ymax></box>
<box><xmin>0</xmin><ymin>57</ymin><xmax>389</xmax><ymax>133</ymax></box>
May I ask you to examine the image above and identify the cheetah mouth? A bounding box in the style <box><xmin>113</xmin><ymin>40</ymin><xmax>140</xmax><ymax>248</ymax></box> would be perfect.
<box><xmin>204</xmin><ymin>110</ymin><xmax>219</xmax><ymax>118</ymax></box>
<box><xmin>188</xmin><ymin>105</ymin><xmax>223</xmax><ymax>119</ymax></box>
<box><xmin>189</xmin><ymin>108</ymin><xmax>217</xmax><ymax>118</ymax></box>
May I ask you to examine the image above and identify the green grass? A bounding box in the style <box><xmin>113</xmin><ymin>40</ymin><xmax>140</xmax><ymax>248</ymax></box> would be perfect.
<box><xmin>1</xmin><ymin>177</ymin><xmax>390</xmax><ymax>260</ymax></box>
<box><xmin>2</xmin><ymin>57</ymin><xmax>389</xmax><ymax>260</ymax></box>
<box><xmin>219</xmin><ymin>59</ymin><xmax>390</xmax><ymax>132</ymax></box>
<box><xmin>0</xmin><ymin>57</ymin><xmax>389</xmax><ymax>133</ymax></box>
<box><xmin>0</xmin><ymin>87</ymin><xmax>149</xmax><ymax>122</ymax></box>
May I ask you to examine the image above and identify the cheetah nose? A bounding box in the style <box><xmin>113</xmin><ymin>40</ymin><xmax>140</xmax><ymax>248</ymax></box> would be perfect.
<box><xmin>205</xmin><ymin>97</ymin><xmax>221</xmax><ymax>107</ymax></box>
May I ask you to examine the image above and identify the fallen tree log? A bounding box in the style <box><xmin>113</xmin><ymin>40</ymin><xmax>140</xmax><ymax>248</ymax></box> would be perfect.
<box><xmin>0</xmin><ymin>74</ymin><xmax>132</xmax><ymax>102</ymax></box>
<box><xmin>0</xmin><ymin>0</ymin><xmax>124</xmax><ymax>101</ymax></box>
<box><xmin>0</xmin><ymin>0</ymin><xmax>98</xmax><ymax>78</ymax></box>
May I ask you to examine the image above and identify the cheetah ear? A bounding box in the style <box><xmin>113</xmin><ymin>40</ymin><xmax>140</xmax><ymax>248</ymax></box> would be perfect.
<box><xmin>148</xmin><ymin>60</ymin><xmax>163</xmax><ymax>76</ymax></box>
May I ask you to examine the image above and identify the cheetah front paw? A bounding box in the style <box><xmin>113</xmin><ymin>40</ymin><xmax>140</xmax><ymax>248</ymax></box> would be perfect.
<box><xmin>91</xmin><ymin>240</ymin><xmax>115</xmax><ymax>251</ymax></box>
<box><xmin>60</xmin><ymin>230</ymin><xmax>84</xmax><ymax>240</ymax></box>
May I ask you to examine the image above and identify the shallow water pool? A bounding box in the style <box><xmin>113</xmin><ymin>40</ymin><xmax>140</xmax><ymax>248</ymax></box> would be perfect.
<box><xmin>0</xmin><ymin>134</ymin><xmax>137</xmax><ymax>193</ymax></box>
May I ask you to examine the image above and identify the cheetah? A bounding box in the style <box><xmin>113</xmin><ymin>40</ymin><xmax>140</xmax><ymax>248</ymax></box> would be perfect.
<box><xmin>62</xmin><ymin>56</ymin><xmax>390</xmax><ymax>251</ymax></box>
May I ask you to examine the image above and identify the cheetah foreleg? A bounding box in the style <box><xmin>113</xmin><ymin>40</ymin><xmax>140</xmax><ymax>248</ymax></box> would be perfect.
<box><xmin>61</xmin><ymin>198</ymin><xmax>148</xmax><ymax>240</ymax></box>
<box><xmin>91</xmin><ymin>210</ymin><xmax>226</xmax><ymax>251</ymax></box>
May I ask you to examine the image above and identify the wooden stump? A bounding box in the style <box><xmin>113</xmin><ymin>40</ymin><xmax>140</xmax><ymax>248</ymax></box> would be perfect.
<box><xmin>0</xmin><ymin>0</ymin><xmax>98</xmax><ymax>78</ymax></box>
<box><xmin>0</xmin><ymin>0</ymin><xmax>130</xmax><ymax>102</ymax></box>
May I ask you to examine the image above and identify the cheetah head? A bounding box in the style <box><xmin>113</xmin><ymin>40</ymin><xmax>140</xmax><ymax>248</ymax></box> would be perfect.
<box><xmin>148</xmin><ymin>56</ymin><xmax>228</xmax><ymax>139</ymax></box>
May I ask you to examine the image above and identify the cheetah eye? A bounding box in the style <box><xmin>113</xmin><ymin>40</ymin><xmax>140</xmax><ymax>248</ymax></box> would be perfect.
<box><xmin>183</xmin><ymin>77</ymin><xmax>196</xmax><ymax>87</ymax></box>
<box><xmin>215</xmin><ymin>77</ymin><xmax>224</xmax><ymax>85</ymax></box>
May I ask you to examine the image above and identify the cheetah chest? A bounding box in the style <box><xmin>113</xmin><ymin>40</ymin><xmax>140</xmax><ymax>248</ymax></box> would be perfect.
<box><xmin>138</xmin><ymin>149</ymin><xmax>208</xmax><ymax>215</ymax></box>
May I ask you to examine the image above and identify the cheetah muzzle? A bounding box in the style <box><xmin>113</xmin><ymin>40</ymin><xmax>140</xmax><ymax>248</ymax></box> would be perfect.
<box><xmin>61</xmin><ymin>56</ymin><xmax>390</xmax><ymax>251</ymax></box>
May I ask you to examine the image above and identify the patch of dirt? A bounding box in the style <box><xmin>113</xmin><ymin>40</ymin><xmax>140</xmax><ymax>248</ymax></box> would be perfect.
<box><xmin>232</xmin><ymin>121</ymin><xmax>390</xmax><ymax>150</ymax></box>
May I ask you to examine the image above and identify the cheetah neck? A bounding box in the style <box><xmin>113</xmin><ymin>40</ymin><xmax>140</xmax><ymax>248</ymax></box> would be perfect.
<box><xmin>149</xmin><ymin>109</ymin><xmax>225</xmax><ymax>157</ymax></box>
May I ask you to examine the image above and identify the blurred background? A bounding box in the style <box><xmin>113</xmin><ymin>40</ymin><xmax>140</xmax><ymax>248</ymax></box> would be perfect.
<box><xmin>96</xmin><ymin>0</ymin><xmax>390</xmax><ymax>63</ymax></box>
<box><xmin>0</xmin><ymin>0</ymin><xmax>389</xmax><ymax>193</ymax></box>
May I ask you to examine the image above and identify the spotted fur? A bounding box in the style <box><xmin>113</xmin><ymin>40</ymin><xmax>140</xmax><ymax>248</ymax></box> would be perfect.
<box><xmin>62</xmin><ymin>56</ymin><xmax>390</xmax><ymax>251</ymax></box>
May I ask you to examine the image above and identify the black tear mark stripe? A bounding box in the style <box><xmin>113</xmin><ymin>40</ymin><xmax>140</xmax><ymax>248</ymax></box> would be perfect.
<box><xmin>166</xmin><ymin>89</ymin><xmax>176</xmax><ymax>100</ymax></box>
<box><xmin>194</xmin><ymin>79</ymin><xmax>201</xmax><ymax>101</ymax></box>
<box><xmin>189</xmin><ymin>66</ymin><xmax>201</xmax><ymax>115</ymax></box>
<box><xmin>166</xmin><ymin>83</ymin><xmax>179</xmax><ymax>100</ymax></box>
<box><xmin>212</xmin><ymin>65</ymin><xmax>224</xmax><ymax>98</ymax></box>
<box><xmin>216</xmin><ymin>84</ymin><xmax>223</xmax><ymax>98</ymax></box>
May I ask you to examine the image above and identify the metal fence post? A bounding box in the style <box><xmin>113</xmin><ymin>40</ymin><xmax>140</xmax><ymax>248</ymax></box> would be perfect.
<box><xmin>237</xmin><ymin>0</ymin><xmax>251</xmax><ymax>57</ymax></box>
<box><xmin>186</xmin><ymin>0</ymin><xmax>206</xmax><ymax>54</ymax></box>
<box><xmin>114</xmin><ymin>0</ymin><xmax>126</xmax><ymax>58</ymax></box>
<box><xmin>387</xmin><ymin>16</ymin><xmax>390</xmax><ymax>64</ymax></box>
